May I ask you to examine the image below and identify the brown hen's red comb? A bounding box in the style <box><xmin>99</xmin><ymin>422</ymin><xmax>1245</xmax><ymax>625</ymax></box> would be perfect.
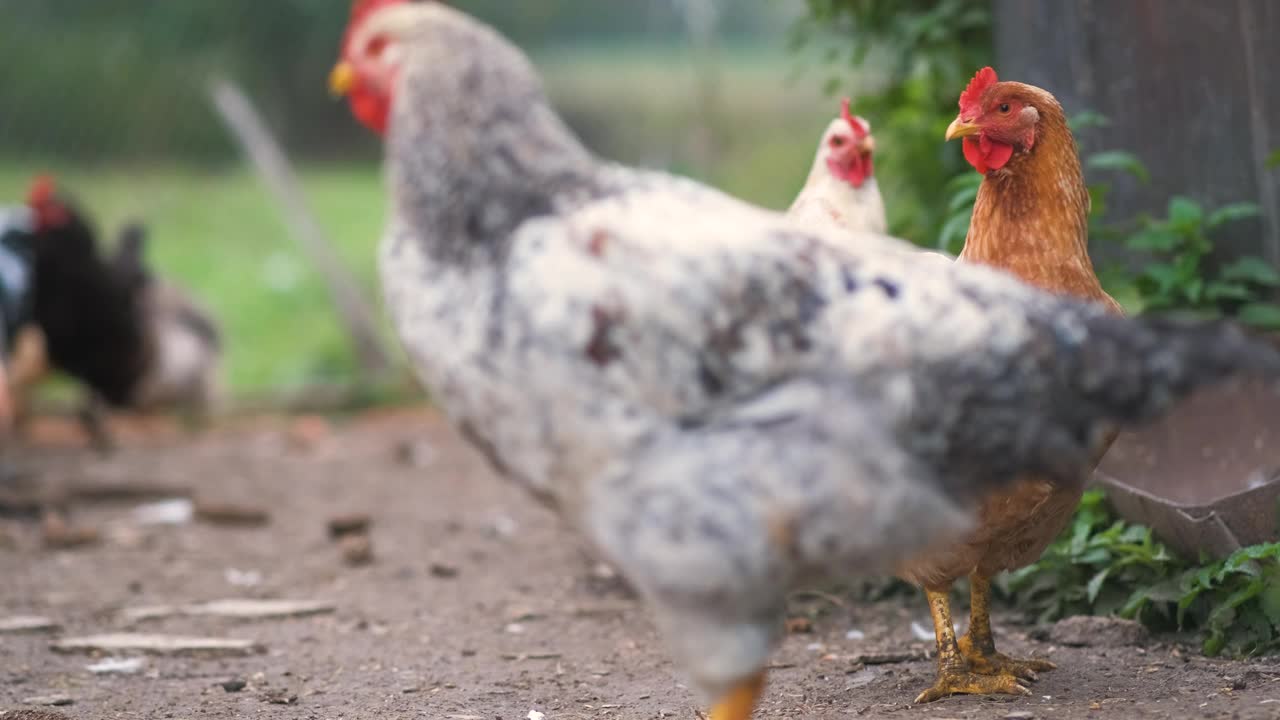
<box><xmin>840</xmin><ymin>98</ymin><xmax>870</xmax><ymax>138</ymax></box>
<box><xmin>27</xmin><ymin>174</ymin><xmax>56</xmax><ymax>207</ymax></box>
<box><xmin>959</xmin><ymin>66</ymin><xmax>998</xmax><ymax>115</ymax></box>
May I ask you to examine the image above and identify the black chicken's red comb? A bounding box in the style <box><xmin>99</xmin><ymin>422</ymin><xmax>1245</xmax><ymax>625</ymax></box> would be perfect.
<box><xmin>27</xmin><ymin>174</ymin><xmax>56</xmax><ymax>207</ymax></box>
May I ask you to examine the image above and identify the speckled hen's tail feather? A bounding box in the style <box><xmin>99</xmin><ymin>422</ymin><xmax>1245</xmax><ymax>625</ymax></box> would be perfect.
<box><xmin>927</xmin><ymin>309</ymin><xmax>1280</xmax><ymax>496</ymax></box>
<box><xmin>1078</xmin><ymin>313</ymin><xmax>1280</xmax><ymax>424</ymax></box>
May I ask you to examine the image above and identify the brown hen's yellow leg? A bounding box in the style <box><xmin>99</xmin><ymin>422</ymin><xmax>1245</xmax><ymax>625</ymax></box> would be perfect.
<box><xmin>957</xmin><ymin>572</ymin><xmax>1056</xmax><ymax>680</ymax></box>
<box><xmin>709</xmin><ymin>671</ymin><xmax>765</xmax><ymax>720</ymax></box>
<box><xmin>915</xmin><ymin>588</ymin><xmax>1030</xmax><ymax>703</ymax></box>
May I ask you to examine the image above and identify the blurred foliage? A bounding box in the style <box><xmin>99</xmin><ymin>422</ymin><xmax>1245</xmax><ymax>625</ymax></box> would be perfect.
<box><xmin>458</xmin><ymin>1</ymin><xmax>785</xmax><ymax>46</ymax></box>
<box><xmin>0</xmin><ymin>0</ymin><xmax>357</xmax><ymax>162</ymax></box>
<box><xmin>1082</xmin><ymin>133</ymin><xmax>1280</xmax><ymax>328</ymax></box>
<box><xmin>793</xmin><ymin>0</ymin><xmax>992</xmax><ymax>244</ymax></box>
<box><xmin>1000</xmin><ymin>491</ymin><xmax>1280</xmax><ymax>657</ymax></box>
<box><xmin>0</xmin><ymin>1</ymin><xmax>787</xmax><ymax>164</ymax></box>
<box><xmin>1105</xmin><ymin>197</ymin><xmax>1280</xmax><ymax>327</ymax></box>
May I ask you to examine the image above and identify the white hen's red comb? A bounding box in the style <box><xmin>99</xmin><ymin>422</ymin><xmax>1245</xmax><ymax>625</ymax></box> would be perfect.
<box><xmin>840</xmin><ymin>98</ymin><xmax>871</xmax><ymax>138</ymax></box>
<box><xmin>351</xmin><ymin>0</ymin><xmax>406</xmax><ymax>21</ymax></box>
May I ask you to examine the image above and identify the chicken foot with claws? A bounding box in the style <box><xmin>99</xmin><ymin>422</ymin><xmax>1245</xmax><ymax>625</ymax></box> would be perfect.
<box><xmin>915</xmin><ymin>588</ymin><xmax>1031</xmax><ymax>703</ymax></box>
<box><xmin>957</xmin><ymin>572</ymin><xmax>1056</xmax><ymax>680</ymax></box>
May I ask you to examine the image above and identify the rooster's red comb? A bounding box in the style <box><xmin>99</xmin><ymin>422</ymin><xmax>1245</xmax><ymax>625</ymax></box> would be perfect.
<box><xmin>959</xmin><ymin>66</ymin><xmax>998</xmax><ymax>116</ymax></box>
<box><xmin>27</xmin><ymin>174</ymin><xmax>56</xmax><ymax>207</ymax></box>
<box><xmin>840</xmin><ymin>98</ymin><xmax>871</xmax><ymax>138</ymax></box>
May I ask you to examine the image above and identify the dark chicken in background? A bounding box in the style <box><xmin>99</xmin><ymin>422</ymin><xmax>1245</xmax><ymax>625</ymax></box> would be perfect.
<box><xmin>0</xmin><ymin>205</ymin><xmax>40</xmax><ymax>435</ymax></box>
<box><xmin>24</xmin><ymin>177</ymin><xmax>222</xmax><ymax>450</ymax></box>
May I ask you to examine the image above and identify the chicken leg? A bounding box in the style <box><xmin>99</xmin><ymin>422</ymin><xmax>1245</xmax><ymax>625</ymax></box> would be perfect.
<box><xmin>78</xmin><ymin>394</ymin><xmax>116</xmax><ymax>456</ymax></box>
<box><xmin>957</xmin><ymin>572</ymin><xmax>1056</xmax><ymax>679</ymax></box>
<box><xmin>914</xmin><ymin>588</ymin><xmax>1030</xmax><ymax>703</ymax></box>
<box><xmin>710</xmin><ymin>671</ymin><xmax>765</xmax><ymax>720</ymax></box>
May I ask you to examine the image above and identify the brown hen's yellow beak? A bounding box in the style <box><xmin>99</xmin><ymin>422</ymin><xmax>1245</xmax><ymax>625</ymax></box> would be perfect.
<box><xmin>329</xmin><ymin>61</ymin><xmax>355</xmax><ymax>98</ymax></box>
<box><xmin>709</xmin><ymin>672</ymin><xmax>766</xmax><ymax>720</ymax></box>
<box><xmin>945</xmin><ymin>116</ymin><xmax>981</xmax><ymax>141</ymax></box>
<box><xmin>858</xmin><ymin>135</ymin><xmax>876</xmax><ymax>155</ymax></box>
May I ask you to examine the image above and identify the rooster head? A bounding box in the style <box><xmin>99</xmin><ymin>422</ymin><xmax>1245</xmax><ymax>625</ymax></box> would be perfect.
<box><xmin>26</xmin><ymin>174</ymin><xmax>71</xmax><ymax>231</ymax></box>
<box><xmin>945</xmin><ymin>67</ymin><xmax>1043</xmax><ymax>175</ymax></box>
<box><xmin>821</xmin><ymin>98</ymin><xmax>876</xmax><ymax>189</ymax></box>
<box><xmin>330</xmin><ymin>0</ymin><xmax>415</xmax><ymax>135</ymax></box>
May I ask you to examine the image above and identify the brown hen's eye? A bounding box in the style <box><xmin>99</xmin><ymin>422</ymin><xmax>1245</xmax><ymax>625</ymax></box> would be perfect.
<box><xmin>999</xmin><ymin>103</ymin><xmax>1010</xmax><ymax>113</ymax></box>
<box><xmin>830</xmin><ymin>136</ymin><xmax>846</xmax><ymax>148</ymax></box>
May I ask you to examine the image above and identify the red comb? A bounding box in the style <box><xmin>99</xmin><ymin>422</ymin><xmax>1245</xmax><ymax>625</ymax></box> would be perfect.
<box><xmin>840</xmin><ymin>98</ymin><xmax>870</xmax><ymax>137</ymax></box>
<box><xmin>27</xmin><ymin>174</ymin><xmax>56</xmax><ymax>207</ymax></box>
<box><xmin>959</xmin><ymin>66</ymin><xmax>998</xmax><ymax>115</ymax></box>
<box><xmin>351</xmin><ymin>0</ymin><xmax>405</xmax><ymax>20</ymax></box>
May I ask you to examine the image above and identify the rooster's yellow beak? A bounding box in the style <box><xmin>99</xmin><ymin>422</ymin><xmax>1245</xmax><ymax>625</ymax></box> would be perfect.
<box><xmin>329</xmin><ymin>61</ymin><xmax>355</xmax><ymax>98</ymax></box>
<box><xmin>945</xmin><ymin>116</ymin><xmax>981</xmax><ymax>141</ymax></box>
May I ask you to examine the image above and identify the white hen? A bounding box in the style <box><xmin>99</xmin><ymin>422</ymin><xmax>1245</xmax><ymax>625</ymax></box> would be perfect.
<box><xmin>788</xmin><ymin>99</ymin><xmax>887</xmax><ymax>236</ymax></box>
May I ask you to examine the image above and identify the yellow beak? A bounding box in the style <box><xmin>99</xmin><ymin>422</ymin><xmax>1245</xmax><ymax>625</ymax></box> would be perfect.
<box><xmin>944</xmin><ymin>116</ymin><xmax>981</xmax><ymax>141</ymax></box>
<box><xmin>329</xmin><ymin>61</ymin><xmax>355</xmax><ymax>98</ymax></box>
<box><xmin>709</xmin><ymin>672</ymin><xmax>766</xmax><ymax>720</ymax></box>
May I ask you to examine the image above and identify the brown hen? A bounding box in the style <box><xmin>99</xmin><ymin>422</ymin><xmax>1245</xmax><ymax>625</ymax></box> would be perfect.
<box><xmin>901</xmin><ymin>67</ymin><xmax>1123</xmax><ymax>703</ymax></box>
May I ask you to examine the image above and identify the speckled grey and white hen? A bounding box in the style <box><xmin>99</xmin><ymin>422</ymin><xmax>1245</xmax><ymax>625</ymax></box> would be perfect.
<box><xmin>330</xmin><ymin>3</ymin><xmax>1280</xmax><ymax>718</ymax></box>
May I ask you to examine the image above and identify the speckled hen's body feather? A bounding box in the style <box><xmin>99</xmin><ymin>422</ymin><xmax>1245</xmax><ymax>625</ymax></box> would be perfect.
<box><xmin>364</xmin><ymin>5</ymin><xmax>1278</xmax><ymax>702</ymax></box>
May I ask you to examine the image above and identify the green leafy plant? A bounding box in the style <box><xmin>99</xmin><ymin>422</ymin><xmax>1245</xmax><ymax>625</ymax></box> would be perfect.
<box><xmin>935</xmin><ymin>169</ymin><xmax>981</xmax><ymax>254</ymax></box>
<box><xmin>1108</xmin><ymin>196</ymin><xmax>1280</xmax><ymax>326</ymax></box>
<box><xmin>1000</xmin><ymin>491</ymin><xmax>1280</xmax><ymax>656</ymax></box>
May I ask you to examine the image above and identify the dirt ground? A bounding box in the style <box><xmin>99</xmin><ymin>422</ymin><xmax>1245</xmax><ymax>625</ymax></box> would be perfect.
<box><xmin>2</xmin><ymin>409</ymin><xmax>1279</xmax><ymax>720</ymax></box>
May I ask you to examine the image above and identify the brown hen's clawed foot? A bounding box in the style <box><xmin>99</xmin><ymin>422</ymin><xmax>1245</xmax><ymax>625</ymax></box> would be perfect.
<box><xmin>915</xmin><ymin>587</ymin><xmax>1033</xmax><ymax>704</ymax></box>
<box><xmin>957</xmin><ymin>634</ymin><xmax>1056</xmax><ymax>680</ymax></box>
<box><xmin>914</xmin><ymin>667</ymin><xmax>1031</xmax><ymax>704</ymax></box>
<box><xmin>960</xmin><ymin>573</ymin><xmax>1056</xmax><ymax>681</ymax></box>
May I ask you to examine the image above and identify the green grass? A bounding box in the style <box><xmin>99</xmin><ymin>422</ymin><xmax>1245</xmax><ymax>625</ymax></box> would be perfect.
<box><xmin>0</xmin><ymin>163</ymin><xmax>389</xmax><ymax>395</ymax></box>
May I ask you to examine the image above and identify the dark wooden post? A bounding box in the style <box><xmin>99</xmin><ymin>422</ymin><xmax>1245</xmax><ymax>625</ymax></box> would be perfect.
<box><xmin>993</xmin><ymin>0</ymin><xmax>1280</xmax><ymax>266</ymax></box>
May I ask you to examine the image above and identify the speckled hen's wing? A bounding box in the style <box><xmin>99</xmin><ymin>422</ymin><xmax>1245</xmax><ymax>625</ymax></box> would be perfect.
<box><xmin>497</xmin><ymin>170</ymin><xmax>1264</xmax><ymax>506</ymax></box>
<box><xmin>503</xmin><ymin>171</ymin><xmax>1037</xmax><ymax>432</ymax></box>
